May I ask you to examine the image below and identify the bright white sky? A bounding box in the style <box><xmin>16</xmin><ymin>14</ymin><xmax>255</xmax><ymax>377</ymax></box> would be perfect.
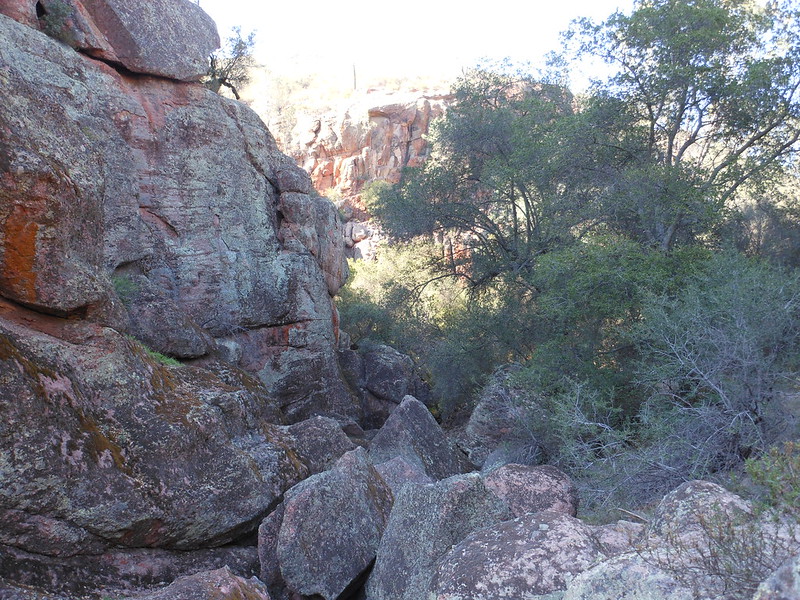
<box><xmin>197</xmin><ymin>0</ymin><xmax>635</xmax><ymax>87</ymax></box>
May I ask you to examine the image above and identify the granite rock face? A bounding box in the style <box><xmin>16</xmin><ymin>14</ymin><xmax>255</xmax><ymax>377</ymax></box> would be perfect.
<box><xmin>124</xmin><ymin>566</ymin><xmax>272</xmax><ymax>600</ymax></box>
<box><xmin>0</xmin><ymin>309</ymin><xmax>303</xmax><ymax>587</ymax></box>
<box><xmin>562</xmin><ymin>553</ymin><xmax>694</xmax><ymax>600</ymax></box>
<box><xmin>0</xmin><ymin>7</ymin><xmax>357</xmax><ymax>595</ymax></box>
<box><xmin>260</xmin><ymin>448</ymin><xmax>393</xmax><ymax>600</ymax></box>
<box><xmin>483</xmin><ymin>463</ymin><xmax>579</xmax><ymax>518</ymax></box>
<box><xmin>431</xmin><ymin>511</ymin><xmax>606</xmax><ymax>599</ymax></box>
<box><xmin>366</xmin><ymin>473</ymin><xmax>510</xmax><ymax>600</ymax></box>
<box><xmin>2</xmin><ymin>0</ymin><xmax>219</xmax><ymax>81</ymax></box>
<box><xmin>368</xmin><ymin>395</ymin><xmax>472</xmax><ymax>480</ymax></box>
<box><xmin>0</xmin><ymin>12</ymin><xmax>356</xmax><ymax>420</ymax></box>
<box><xmin>754</xmin><ymin>553</ymin><xmax>800</xmax><ymax>600</ymax></box>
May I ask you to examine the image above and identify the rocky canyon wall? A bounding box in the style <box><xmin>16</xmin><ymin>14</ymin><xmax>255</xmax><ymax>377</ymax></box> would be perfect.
<box><xmin>0</xmin><ymin>0</ymin><xmax>359</xmax><ymax>592</ymax></box>
<box><xmin>283</xmin><ymin>92</ymin><xmax>451</xmax><ymax>259</ymax></box>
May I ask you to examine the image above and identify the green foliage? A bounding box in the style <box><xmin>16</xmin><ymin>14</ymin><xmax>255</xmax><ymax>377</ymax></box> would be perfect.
<box><xmin>634</xmin><ymin>251</ymin><xmax>800</xmax><ymax>450</ymax></box>
<box><xmin>125</xmin><ymin>335</ymin><xmax>181</xmax><ymax>368</ymax></box>
<box><xmin>563</xmin><ymin>0</ymin><xmax>800</xmax><ymax>249</ymax></box>
<box><xmin>204</xmin><ymin>27</ymin><xmax>256</xmax><ymax>100</ymax></box>
<box><xmin>341</xmin><ymin>0</ymin><xmax>800</xmax><ymax>506</ymax></box>
<box><xmin>111</xmin><ymin>275</ymin><xmax>138</xmax><ymax>306</ymax></box>
<box><xmin>747</xmin><ymin>441</ymin><xmax>800</xmax><ymax>517</ymax></box>
<box><xmin>38</xmin><ymin>0</ymin><xmax>76</xmax><ymax>45</ymax></box>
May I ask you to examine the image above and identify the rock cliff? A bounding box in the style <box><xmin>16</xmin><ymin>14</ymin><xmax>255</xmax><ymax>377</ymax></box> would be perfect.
<box><xmin>284</xmin><ymin>92</ymin><xmax>451</xmax><ymax>259</ymax></box>
<box><xmin>0</xmin><ymin>0</ymin><xmax>358</xmax><ymax>592</ymax></box>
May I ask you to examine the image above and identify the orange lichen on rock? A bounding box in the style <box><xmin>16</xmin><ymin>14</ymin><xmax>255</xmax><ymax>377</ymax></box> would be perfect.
<box><xmin>0</xmin><ymin>202</ymin><xmax>39</xmax><ymax>304</ymax></box>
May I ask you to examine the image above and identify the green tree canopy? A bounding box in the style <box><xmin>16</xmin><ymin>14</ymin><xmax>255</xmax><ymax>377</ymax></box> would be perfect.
<box><xmin>567</xmin><ymin>0</ymin><xmax>800</xmax><ymax>249</ymax></box>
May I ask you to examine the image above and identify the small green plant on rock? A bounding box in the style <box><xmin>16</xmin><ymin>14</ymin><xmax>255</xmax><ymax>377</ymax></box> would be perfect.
<box><xmin>125</xmin><ymin>335</ymin><xmax>181</xmax><ymax>367</ymax></box>
<box><xmin>111</xmin><ymin>274</ymin><xmax>139</xmax><ymax>306</ymax></box>
<box><xmin>37</xmin><ymin>0</ymin><xmax>76</xmax><ymax>45</ymax></box>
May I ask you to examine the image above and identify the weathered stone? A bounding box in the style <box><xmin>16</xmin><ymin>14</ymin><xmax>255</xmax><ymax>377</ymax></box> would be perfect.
<box><xmin>366</xmin><ymin>473</ymin><xmax>511</xmax><ymax>600</ymax></box>
<box><xmin>276</xmin><ymin>92</ymin><xmax>451</xmax><ymax>260</ymax></box>
<box><xmin>1</xmin><ymin>0</ymin><xmax>218</xmax><ymax>81</ymax></box>
<box><xmin>118</xmin><ymin>271</ymin><xmax>214</xmax><ymax>358</ymax></box>
<box><xmin>0</xmin><ymin>14</ymin><xmax>356</xmax><ymax>422</ymax></box>
<box><xmin>373</xmin><ymin>456</ymin><xmax>434</xmax><ymax>497</ymax></box>
<box><xmin>634</xmin><ymin>480</ymin><xmax>790</xmax><ymax>599</ymax></box>
<box><xmin>363</xmin><ymin>344</ymin><xmax>416</xmax><ymax>404</ymax></box>
<box><xmin>0</xmin><ymin>581</ymin><xmax>72</xmax><ymax>600</ymax></box>
<box><xmin>0</xmin><ymin>544</ymin><xmax>260</xmax><ymax>597</ymax></box>
<box><xmin>368</xmin><ymin>396</ymin><xmax>472</xmax><ymax>480</ymax></box>
<box><xmin>256</xmin><ymin>505</ymin><xmax>284</xmax><ymax>598</ymax></box>
<box><xmin>89</xmin><ymin>0</ymin><xmax>218</xmax><ymax>80</ymax></box>
<box><xmin>285</xmin><ymin>415</ymin><xmax>355</xmax><ymax>475</ymax></box>
<box><xmin>586</xmin><ymin>520</ymin><xmax>644</xmax><ymax>556</ymax></box>
<box><xmin>0</xmin><ymin>0</ymin><xmax>37</xmax><ymax>31</ymax></box>
<box><xmin>431</xmin><ymin>511</ymin><xmax>606</xmax><ymax>599</ymax></box>
<box><xmin>647</xmin><ymin>480</ymin><xmax>752</xmax><ymax>545</ymax></box>
<box><xmin>483</xmin><ymin>463</ymin><xmax>579</xmax><ymax>517</ymax></box>
<box><xmin>754</xmin><ymin>553</ymin><xmax>800</xmax><ymax>600</ymax></box>
<box><xmin>276</xmin><ymin>448</ymin><xmax>393</xmax><ymax>600</ymax></box>
<box><xmin>0</xmin><ymin>314</ymin><xmax>305</xmax><ymax>561</ymax></box>
<box><xmin>460</xmin><ymin>367</ymin><xmax>526</xmax><ymax>467</ymax></box>
<box><xmin>124</xmin><ymin>566</ymin><xmax>271</xmax><ymax>600</ymax></box>
<box><xmin>562</xmin><ymin>553</ymin><xmax>693</xmax><ymax>600</ymax></box>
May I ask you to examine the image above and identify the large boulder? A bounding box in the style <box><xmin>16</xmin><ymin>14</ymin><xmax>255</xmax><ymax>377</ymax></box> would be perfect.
<box><xmin>337</xmin><ymin>343</ymin><xmax>431</xmax><ymax>429</ymax></box>
<box><xmin>754</xmin><ymin>553</ymin><xmax>800</xmax><ymax>600</ymax></box>
<box><xmin>562</xmin><ymin>553</ymin><xmax>694</xmax><ymax>600</ymax></box>
<box><xmin>267</xmin><ymin>448</ymin><xmax>393</xmax><ymax>600</ymax></box>
<box><xmin>366</xmin><ymin>473</ymin><xmax>511</xmax><ymax>600</ymax></box>
<box><xmin>373</xmin><ymin>455</ymin><xmax>434</xmax><ymax>497</ymax></box>
<box><xmin>458</xmin><ymin>367</ymin><xmax>527</xmax><ymax>467</ymax></box>
<box><xmin>0</xmin><ymin>317</ymin><xmax>303</xmax><ymax>592</ymax></box>
<box><xmin>2</xmin><ymin>0</ymin><xmax>219</xmax><ymax>81</ymax></box>
<box><xmin>368</xmin><ymin>395</ymin><xmax>472</xmax><ymax>480</ymax></box>
<box><xmin>124</xmin><ymin>567</ymin><xmax>271</xmax><ymax>600</ymax></box>
<box><xmin>283</xmin><ymin>415</ymin><xmax>355</xmax><ymax>475</ymax></box>
<box><xmin>627</xmin><ymin>480</ymin><xmax>795</xmax><ymax>599</ymax></box>
<box><xmin>647</xmin><ymin>480</ymin><xmax>752</xmax><ymax>544</ymax></box>
<box><xmin>483</xmin><ymin>463</ymin><xmax>579</xmax><ymax>517</ymax></box>
<box><xmin>430</xmin><ymin>511</ymin><xmax>606</xmax><ymax>599</ymax></box>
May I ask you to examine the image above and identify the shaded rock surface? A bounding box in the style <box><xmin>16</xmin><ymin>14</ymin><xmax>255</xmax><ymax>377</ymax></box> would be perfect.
<box><xmin>2</xmin><ymin>0</ymin><xmax>219</xmax><ymax>81</ymax></box>
<box><xmin>0</xmin><ymin>544</ymin><xmax>259</xmax><ymax>597</ymax></box>
<box><xmin>483</xmin><ymin>463</ymin><xmax>579</xmax><ymax>517</ymax></box>
<box><xmin>366</xmin><ymin>473</ymin><xmax>510</xmax><ymax>600</ymax></box>
<box><xmin>458</xmin><ymin>366</ymin><xmax>527</xmax><ymax>468</ymax></box>
<box><xmin>339</xmin><ymin>343</ymin><xmax>432</xmax><ymax>428</ymax></box>
<box><xmin>283</xmin><ymin>416</ymin><xmax>355</xmax><ymax>475</ymax></box>
<box><xmin>264</xmin><ymin>448</ymin><xmax>393</xmax><ymax>600</ymax></box>
<box><xmin>124</xmin><ymin>566</ymin><xmax>271</xmax><ymax>600</ymax></box>
<box><xmin>0</xmin><ymin>313</ymin><xmax>305</xmax><ymax>558</ymax></box>
<box><xmin>373</xmin><ymin>455</ymin><xmax>434</xmax><ymax>497</ymax></box>
<box><xmin>754</xmin><ymin>553</ymin><xmax>800</xmax><ymax>600</ymax></box>
<box><xmin>368</xmin><ymin>395</ymin><xmax>472</xmax><ymax>480</ymax></box>
<box><xmin>431</xmin><ymin>511</ymin><xmax>606</xmax><ymax>599</ymax></box>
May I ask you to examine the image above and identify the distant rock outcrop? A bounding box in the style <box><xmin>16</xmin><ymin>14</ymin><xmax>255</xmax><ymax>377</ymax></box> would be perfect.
<box><xmin>284</xmin><ymin>91</ymin><xmax>452</xmax><ymax>259</ymax></box>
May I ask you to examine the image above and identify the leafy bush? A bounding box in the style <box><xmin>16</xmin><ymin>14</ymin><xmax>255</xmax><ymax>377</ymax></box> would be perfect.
<box><xmin>634</xmin><ymin>251</ymin><xmax>800</xmax><ymax>469</ymax></box>
<box><xmin>746</xmin><ymin>441</ymin><xmax>800</xmax><ymax>517</ymax></box>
